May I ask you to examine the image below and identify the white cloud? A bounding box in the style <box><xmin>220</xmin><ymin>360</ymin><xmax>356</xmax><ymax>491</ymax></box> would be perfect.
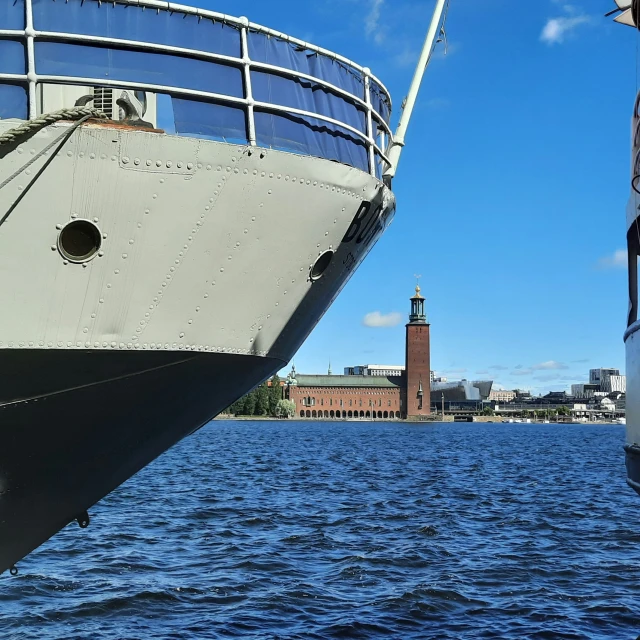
<box><xmin>534</xmin><ymin>374</ymin><xmax>584</xmax><ymax>382</ymax></box>
<box><xmin>541</xmin><ymin>2</ymin><xmax>591</xmax><ymax>45</ymax></box>
<box><xmin>533</xmin><ymin>374</ymin><xmax>563</xmax><ymax>382</ymax></box>
<box><xmin>510</xmin><ymin>360</ymin><xmax>569</xmax><ymax>377</ymax></box>
<box><xmin>597</xmin><ymin>249</ymin><xmax>627</xmax><ymax>269</ymax></box>
<box><xmin>362</xmin><ymin>311</ymin><xmax>402</xmax><ymax>328</ymax></box>
<box><xmin>365</xmin><ymin>0</ymin><xmax>386</xmax><ymax>44</ymax></box>
<box><xmin>531</xmin><ymin>360</ymin><xmax>569</xmax><ymax>371</ymax></box>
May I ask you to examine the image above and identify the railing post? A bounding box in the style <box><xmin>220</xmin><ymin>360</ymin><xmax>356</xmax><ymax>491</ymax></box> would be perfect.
<box><xmin>239</xmin><ymin>17</ymin><xmax>257</xmax><ymax>147</ymax></box>
<box><xmin>25</xmin><ymin>0</ymin><xmax>37</xmax><ymax>119</ymax></box>
<box><xmin>363</xmin><ymin>68</ymin><xmax>376</xmax><ymax>177</ymax></box>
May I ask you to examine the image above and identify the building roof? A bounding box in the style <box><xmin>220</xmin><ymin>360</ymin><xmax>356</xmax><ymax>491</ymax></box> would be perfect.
<box><xmin>294</xmin><ymin>374</ymin><xmax>402</xmax><ymax>388</ymax></box>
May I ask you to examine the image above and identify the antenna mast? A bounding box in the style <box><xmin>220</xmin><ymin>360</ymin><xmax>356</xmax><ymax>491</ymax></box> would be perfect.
<box><xmin>384</xmin><ymin>0</ymin><xmax>450</xmax><ymax>180</ymax></box>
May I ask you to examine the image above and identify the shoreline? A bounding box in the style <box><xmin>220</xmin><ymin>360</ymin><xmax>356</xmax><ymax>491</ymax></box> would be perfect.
<box><xmin>215</xmin><ymin>415</ymin><xmax>622</xmax><ymax>425</ymax></box>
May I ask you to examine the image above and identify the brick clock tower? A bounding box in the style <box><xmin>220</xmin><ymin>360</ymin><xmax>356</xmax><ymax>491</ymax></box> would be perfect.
<box><xmin>404</xmin><ymin>285</ymin><xmax>431</xmax><ymax>418</ymax></box>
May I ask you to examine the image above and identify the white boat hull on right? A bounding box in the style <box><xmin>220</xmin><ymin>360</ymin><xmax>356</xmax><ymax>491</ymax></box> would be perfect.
<box><xmin>624</xmin><ymin>83</ymin><xmax>640</xmax><ymax>494</ymax></box>
<box><xmin>625</xmin><ymin>321</ymin><xmax>640</xmax><ymax>492</ymax></box>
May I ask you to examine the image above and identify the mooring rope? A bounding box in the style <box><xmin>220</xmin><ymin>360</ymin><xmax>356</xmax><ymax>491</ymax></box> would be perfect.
<box><xmin>0</xmin><ymin>106</ymin><xmax>107</xmax><ymax>147</ymax></box>
<box><xmin>0</xmin><ymin>107</ymin><xmax>107</xmax><ymax>227</ymax></box>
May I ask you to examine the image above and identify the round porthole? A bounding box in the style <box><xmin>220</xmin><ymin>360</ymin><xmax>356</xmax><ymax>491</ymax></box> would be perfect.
<box><xmin>310</xmin><ymin>250</ymin><xmax>334</xmax><ymax>281</ymax></box>
<box><xmin>58</xmin><ymin>220</ymin><xmax>102</xmax><ymax>263</ymax></box>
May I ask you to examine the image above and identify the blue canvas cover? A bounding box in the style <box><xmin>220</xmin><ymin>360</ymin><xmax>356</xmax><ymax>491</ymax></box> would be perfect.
<box><xmin>251</xmin><ymin>71</ymin><xmax>366</xmax><ymax>134</ymax></box>
<box><xmin>254</xmin><ymin>110</ymin><xmax>368</xmax><ymax>171</ymax></box>
<box><xmin>0</xmin><ymin>0</ymin><xmax>384</xmax><ymax>171</ymax></box>
<box><xmin>0</xmin><ymin>85</ymin><xmax>28</xmax><ymax>120</ymax></box>
<box><xmin>248</xmin><ymin>32</ymin><xmax>373</xmax><ymax>169</ymax></box>
<box><xmin>370</xmin><ymin>81</ymin><xmax>391</xmax><ymax>125</ymax></box>
<box><xmin>172</xmin><ymin>99</ymin><xmax>247</xmax><ymax>145</ymax></box>
<box><xmin>0</xmin><ymin>0</ymin><xmax>24</xmax><ymax>29</ymax></box>
<box><xmin>248</xmin><ymin>31</ymin><xmax>364</xmax><ymax>100</ymax></box>
<box><xmin>31</xmin><ymin>0</ymin><xmax>241</xmax><ymax>57</ymax></box>
<box><xmin>0</xmin><ymin>41</ymin><xmax>26</xmax><ymax>75</ymax></box>
<box><xmin>35</xmin><ymin>43</ymin><xmax>244</xmax><ymax>98</ymax></box>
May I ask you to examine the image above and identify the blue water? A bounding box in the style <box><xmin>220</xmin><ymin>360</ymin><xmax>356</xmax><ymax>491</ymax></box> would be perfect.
<box><xmin>2</xmin><ymin>421</ymin><xmax>639</xmax><ymax>639</ymax></box>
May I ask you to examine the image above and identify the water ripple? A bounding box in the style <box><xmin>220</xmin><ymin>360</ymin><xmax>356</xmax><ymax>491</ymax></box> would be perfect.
<box><xmin>1</xmin><ymin>421</ymin><xmax>639</xmax><ymax>639</ymax></box>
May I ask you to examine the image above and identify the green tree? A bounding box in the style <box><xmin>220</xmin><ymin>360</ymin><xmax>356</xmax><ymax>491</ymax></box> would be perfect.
<box><xmin>227</xmin><ymin>398</ymin><xmax>243</xmax><ymax>415</ymax></box>
<box><xmin>269</xmin><ymin>375</ymin><xmax>282</xmax><ymax>415</ymax></box>
<box><xmin>557</xmin><ymin>405</ymin><xmax>570</xmax><ymax>417</ymax></box>
<box><xmin>242</xmin><ymin>389</ymin><xmax>257</xmax><ymax>416</ymax></box>
<box><xmin>255</xmin><ymin>382</ymin><xmax>270</xmax><ymax>416</ymax></box>
<box><xmin>275</xmin><ymin>399</ymin><xmax>296</xmax><ymax>418</ymax></box>
<box><xmin>482</xmin><ymin>406</ymin><xmax>494</xmax><ymax>416</ymax></box>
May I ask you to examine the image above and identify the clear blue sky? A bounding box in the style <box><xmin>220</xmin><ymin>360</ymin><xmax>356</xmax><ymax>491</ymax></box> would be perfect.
<box><xmin>195</xmin><ymin>0</ymin><xmax>634</xmax><ymax>394</ymax></box>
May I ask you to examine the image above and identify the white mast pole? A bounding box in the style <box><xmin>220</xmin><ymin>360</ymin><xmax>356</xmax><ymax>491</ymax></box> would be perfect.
<box><xmin>383</xmin><ymin>0</ymin><xmax>448</xmax><ymax>180</ymax></box>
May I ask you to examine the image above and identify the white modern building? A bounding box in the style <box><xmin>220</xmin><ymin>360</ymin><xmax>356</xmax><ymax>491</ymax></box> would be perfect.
<box><xmin>344</xmin><ymin>364</ymin><xmax>405</xmax><ymax>377</ymax></box>
<box><xmin>602</xmin><ymin>375</ymin><xmax>627</xmax><ymax>393</ymax></box>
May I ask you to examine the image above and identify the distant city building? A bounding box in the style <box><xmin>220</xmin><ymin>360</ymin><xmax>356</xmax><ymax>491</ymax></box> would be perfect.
<box><xmin>544</xmin><ymin>391</ymin><xmax>570</xmax><ymax>402</ymax></box>
<box><xmin>574</xmin><ymin>368</ymin><xmax>626</xmax><ymax>396</ymax></box>
<box><xmin>589</xmin><ymin>368</ymin><xmax>620</xmax><ymax>386</ymax></box>
<box><xmin>602</xmin><ymin>374</ymin><xmax>626</xmax><ymax>393</ymax></box>
<box><xmin>343</xmin><ymin>365</ymin><xmax>443</xmax><ymax>386</ymax></box>
<box><xmin>571</xmin><ymin>383</ymin><xmax>600</xmax><ymax>398</ymax></box>
<box><xmin>344</xmin><ymin>364</ymin><xmax>405</xmax><ymax>377</ymax></box>
<box><xmin>432</xmin><ymin>379</ymin><xmax>493</xmax><ymax>403</ymax></box>
<box><xmin>489</xmin><ymin>389</ymin><xmax>517</xmax><ymax>403</ymax></box>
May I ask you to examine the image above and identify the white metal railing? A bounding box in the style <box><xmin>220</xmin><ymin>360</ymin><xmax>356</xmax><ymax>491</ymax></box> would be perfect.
<box><xmin>0</xmin><ymin>0</ymin><xmax>395</xmax><ymax>177</ymax></box>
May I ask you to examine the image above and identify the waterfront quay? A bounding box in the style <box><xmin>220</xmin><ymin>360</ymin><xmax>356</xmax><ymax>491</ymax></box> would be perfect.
<box><xmin>228</xmin><ymin>285</ymin><xmax>625</xmax><ymax>424</ymax></box>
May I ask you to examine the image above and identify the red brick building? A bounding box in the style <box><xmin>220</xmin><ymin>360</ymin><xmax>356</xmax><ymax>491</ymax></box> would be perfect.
<box><xmin>286</xmin><ymin>286</ymin><xmax>431</xmax><ymax>419</ymax></box>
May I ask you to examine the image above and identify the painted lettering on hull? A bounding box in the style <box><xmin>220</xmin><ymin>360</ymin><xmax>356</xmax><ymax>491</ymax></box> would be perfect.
<box><xmin>342</xmin><ymin>200</ymin><xmax>383</xmax><ymax>245</ymax></box>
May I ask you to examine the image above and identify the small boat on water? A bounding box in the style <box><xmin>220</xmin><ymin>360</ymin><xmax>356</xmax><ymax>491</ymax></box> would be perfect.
<box><xmin>0</xmin><ymin>0</ymin><xmax>452</xmax><ymax>571</ymax></box>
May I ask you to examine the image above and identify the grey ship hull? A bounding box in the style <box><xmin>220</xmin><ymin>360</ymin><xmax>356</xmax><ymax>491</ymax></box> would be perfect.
<box><xmin>0</xmin><ymin>120</ymin><xmax>396</xmax><ymax>571</ymax></box>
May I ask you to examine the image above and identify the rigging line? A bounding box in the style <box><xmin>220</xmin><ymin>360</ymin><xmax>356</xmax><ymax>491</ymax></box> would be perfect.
<box><xmin>435</xmin><ymin>0</ymin><xmax>452</xmax><ymax>55</ymax></box>
<box><xmin>0</xmin><ymin>115</ymin><xmax>94</xmax><ymax>229</ymax></box>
